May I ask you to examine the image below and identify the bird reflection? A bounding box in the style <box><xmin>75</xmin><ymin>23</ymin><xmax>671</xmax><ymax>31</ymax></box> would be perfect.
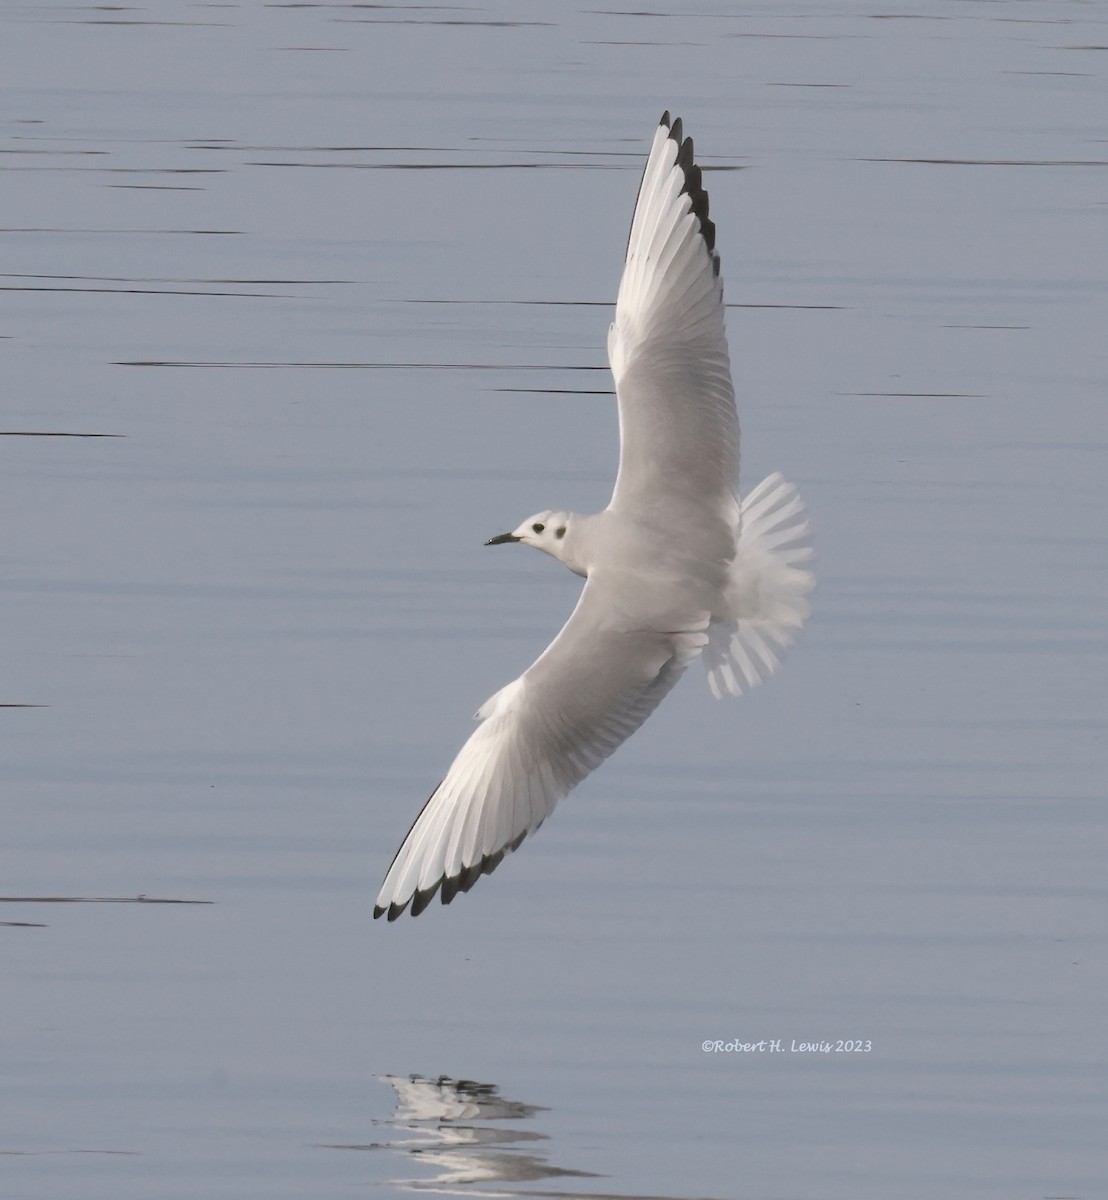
<box><xmin>323</xmin><ymin>1072</ymin><xmax>724</xmax><ymax>1198</ymax></box>
<box><xmin>376</xmin><ymin>1073</ymin><xmax>600</xmax><ymax>1191</ymax></box>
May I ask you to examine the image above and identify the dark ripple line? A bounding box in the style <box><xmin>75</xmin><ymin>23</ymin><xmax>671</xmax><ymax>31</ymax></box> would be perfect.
<box><xmin>0</xmin><ymin>430</ymin><xmax>122</xmax><ymax>437</ymax></box>
<box><xmin>0</xmin><ymin>166</ymin><xmax>223</xmax><ymax>174</ymax></box>
<box><xmin>0</xmin><ymin>228</ymin><xmax>243</xmax><ymax>235</ymax></box>
<box><xmin>2</xmin><ymin>285</ymin><xmax>288</xmax><ymax>297</ymax></box>
<box><xmin>0</xmin><ymin>148</ymin><xmax>109</xmax><ymax>156</ymax></box>
<box><xmin>0</xmin><ymin>895</ymin><xmax>212</xmax><ymax>905</ymax></box>
<box><xmin>839</xmin><ymin>391</ymin><xmax>986</xmax><ymax>398</ymax></box>
<box><xmin>52</xmin><ymin>18</ymin><xmax>231</xmax><ymax>26</ymax></box>
<box><xmin>333</xmin><ymin>17</ymin><xmax>554</xmax><ymax>26</ymax></box>
<box><xmin>860</xmin><ymin>156</ymin><xmax>1108</xmax><ymax>167</ymax></box>
<box><xmin>116</xmin><ymin>359</ymin><xmax>609</xmax><ymax>370</ymax></box>
<box><xmin>248</xmin><ymin>160</ymin><xmax>633</xmax><ymax>170</ymax></box>
<box><xmin>0</xmin><ymin>1148</ymin><xmax>140</xmax><ymax>1155</ymax></box>
<box><xmin>2</xmin><ymin>273</ymin><xmax>344</xmax><ymax>284</ymax></box>
<box><xmin>107</xmin><ymin>185</ymin><xmax>206</xmax><ymax>191</ymax></box>
<box><xmin>407</xmin><ymin>297</ymin><xmax>841</xmax><ymax>309</ymax></box>
<box><xmin>192</xmin><ymin>144</ymin><xmax>646</xmax><ymax>157</ymax></box>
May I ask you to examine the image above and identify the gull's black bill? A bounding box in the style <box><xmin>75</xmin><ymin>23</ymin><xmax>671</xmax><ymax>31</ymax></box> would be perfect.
<box><xmin>485</xmin><ymin>532</ymin><xmax>521</xmax><ymax>546</ymax></box>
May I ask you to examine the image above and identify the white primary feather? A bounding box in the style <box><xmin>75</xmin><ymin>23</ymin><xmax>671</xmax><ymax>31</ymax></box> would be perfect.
<box><xmin>608</xmin><ymin>114</ymin><xmax>737</xmax><ymax>518</ymax></box>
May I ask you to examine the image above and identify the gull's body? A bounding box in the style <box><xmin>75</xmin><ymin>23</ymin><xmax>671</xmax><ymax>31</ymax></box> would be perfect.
<box><xmin>375</xmin><ymin>113</ymin><xmax>814</xmax><ymax>921</ymax></box>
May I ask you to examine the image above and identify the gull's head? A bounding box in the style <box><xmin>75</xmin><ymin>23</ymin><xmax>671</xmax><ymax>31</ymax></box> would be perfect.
<box><xmin>486</xmin><ymin>510</ymin><xmax>578</xmax><ymax>567</ymax></box>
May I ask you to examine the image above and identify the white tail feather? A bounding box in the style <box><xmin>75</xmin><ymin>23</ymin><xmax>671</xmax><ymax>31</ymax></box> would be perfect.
<box><xmin>704</xmin><ymin>472</ymin><xmax>814</xmax><ymax>699</ymax></box>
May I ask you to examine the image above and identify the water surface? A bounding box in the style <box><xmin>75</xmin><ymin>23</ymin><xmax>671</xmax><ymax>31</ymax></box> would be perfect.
<box><xmin>3</xmin><ymin>1</ymin><xmax>1106</xmax><ymax>1197</ymax></box>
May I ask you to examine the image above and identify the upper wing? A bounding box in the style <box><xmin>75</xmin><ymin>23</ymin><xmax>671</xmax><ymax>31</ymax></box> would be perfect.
<box><xmin>374</xmin><ymin>576</ymin><xmax>707</xmax><ymax>920</ymax></box>
<box><xmin>607</xmin><ymin>113</ymin><xmax>739</xmax><ymax>515</ymax></box>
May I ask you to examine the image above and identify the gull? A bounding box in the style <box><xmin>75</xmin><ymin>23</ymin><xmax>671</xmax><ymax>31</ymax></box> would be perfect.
<box><xmin>375</xmin><ymin>112</ymin><xmax>814</xmax><ymax>921</ymax></box>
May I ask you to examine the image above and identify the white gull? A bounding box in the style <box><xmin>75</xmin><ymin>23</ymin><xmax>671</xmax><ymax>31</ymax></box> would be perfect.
<box><xmin>375</xmin><ymin>112</ymin><xmax>814</xmax><ymax>920</ymax></box>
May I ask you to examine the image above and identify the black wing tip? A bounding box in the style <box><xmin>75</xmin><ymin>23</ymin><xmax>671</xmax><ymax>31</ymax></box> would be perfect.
<box><xmin>375</xmin><ymin>831</ymin><xmax>531</xmax><ymax>921</ymax></box>
<box><xmin>663</xmin><ymin>110</ymin><xmax>721</xmax><ymax>277</ymax></box>
<box><xmin>410</xmin><ymin>881</ymin><xmax>441</xmax><ymax>917</ymax></box>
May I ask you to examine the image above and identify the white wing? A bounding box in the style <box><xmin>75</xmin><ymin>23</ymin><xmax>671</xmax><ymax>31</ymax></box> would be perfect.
<box><xmin>607</xmin><ymin>112</ymin><xmax>739</xmax><ymax>515</ymax></box>
<box><xmin>374</xmin><ymin>577</ymin><xmax>707</xmax><ymax>920</ymax></box>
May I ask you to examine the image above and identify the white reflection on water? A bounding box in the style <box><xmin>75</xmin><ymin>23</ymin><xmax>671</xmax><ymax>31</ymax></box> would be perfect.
<box><xmin>359</xmin><ymin>1073</ymin><xmax>731</xmax><ymax>1199</ymax></box>
<box><xmin>323</xmin><ymin>1074</ymin><xmax>596</xmax><ymax>1193</ymax></box>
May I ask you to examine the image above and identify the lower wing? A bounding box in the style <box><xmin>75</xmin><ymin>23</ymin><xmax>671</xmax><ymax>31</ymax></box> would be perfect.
<box><xmin>375</xmin><ymin>577</ymin><xmax>708</xmax><ymax>919</ymax></box>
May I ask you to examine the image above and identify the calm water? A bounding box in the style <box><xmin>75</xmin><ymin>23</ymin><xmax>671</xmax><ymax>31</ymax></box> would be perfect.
<box><xmin>3</xmin><ymin>1</ymin><xmax>1106</xmax><ymax>1197</ymax></box>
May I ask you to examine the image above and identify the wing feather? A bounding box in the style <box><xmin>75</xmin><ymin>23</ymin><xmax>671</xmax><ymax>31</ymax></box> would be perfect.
<box><xmin>374</xmin><ymin>577</ymin><xmax>707</xmax><ymax>920</ymax></box>
<box><xmin>608</xmin><ymin>112</ymin><xmax>739</xmax><ymax>515</ymax></box>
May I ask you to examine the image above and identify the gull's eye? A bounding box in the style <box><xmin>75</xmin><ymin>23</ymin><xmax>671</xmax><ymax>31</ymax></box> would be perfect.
<box><xmin>555</xmin><ymin>526</ymin><xmax>566</xmax><ymax>539</ymax></box>
<box><xmin>532</xmin><ymin>522</ymin><xmax>545</xmax><ymax>534</ymax></box>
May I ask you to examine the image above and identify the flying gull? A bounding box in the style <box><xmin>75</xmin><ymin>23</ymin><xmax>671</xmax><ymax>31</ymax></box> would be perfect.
<box><xmin>375</xmin><ymin>112</ymin><xmax>814</xmax><ymax>920</ymax></box>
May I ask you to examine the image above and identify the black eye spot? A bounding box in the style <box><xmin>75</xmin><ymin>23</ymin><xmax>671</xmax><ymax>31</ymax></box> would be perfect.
<box><xmin>531</xmin><ymin>522</ymin><xmax>545</xmax><ymax>534</ymax></box>
<box><xmin>555</xmin><ymin>526</ymin><xmax>566</xmax><ymax>539</ymax></box>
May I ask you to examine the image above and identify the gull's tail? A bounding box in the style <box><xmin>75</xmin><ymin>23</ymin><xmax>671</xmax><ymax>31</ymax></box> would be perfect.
<box><xmin>704</xmin><ymin>472</ymin><xmax>815</xmax><ymax>699</ymax></box>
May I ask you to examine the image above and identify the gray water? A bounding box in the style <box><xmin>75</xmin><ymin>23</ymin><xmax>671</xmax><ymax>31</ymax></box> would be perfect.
<box><xmin>3</xmin><ymin>1</ymin><xmax>1106</xmax><ymax>1197</ymax></box>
